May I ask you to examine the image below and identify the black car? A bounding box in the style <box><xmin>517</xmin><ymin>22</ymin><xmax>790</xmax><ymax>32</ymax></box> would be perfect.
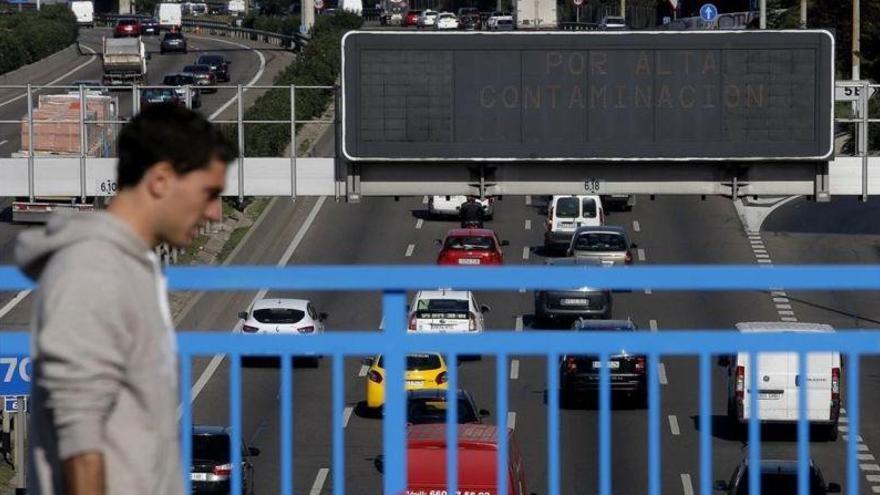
<box><xmin>162</xmin><ymin>73</ymin><xmax>202</xmax><ymax>108</ymax></box>
<box><xmin>182</xmin><ymin>64</ymin><xmax>217</xmax><ymax>92</ymax></box>
<box><xmin>560</xmin><ymin>318</ymin><xmax>646</xmax><ymax>407</ymax></box>
<box><xmin>407</xmin><ymin>389</ymin><xmax>489</xmax><ymax>425</ymax></box>
<box><xmin>457</xmin><ymin>7</ymin><xmax>481</xmax><ymax>30</ymax></box>
<box><xmin>196</xmin><ymin>54</ymin><xmax>231</xmax><ymax>82</ymax></box>
<box><xmin>715</xmin><ymin>459</ymin><xmax>841</xmax><ymax>494</ymax></box>
<box><xmin>160</xmin><ymin>32</ymin><xmax>187</xmax><ymax>54</ymax></box>
<box><xmin>142</xmin><ymin>17</ymin><xmax>160</xmax><ymax>35</ymax></box>
<box><xmin>534</xmin><ymin>257</ymin><xmax>612</xmax><ymax>326</ymax></box>
<box><xmin>191</xmin><ymin>426</ymin><xmax>260</xmax><ymax>495</ymax></box>
<box><xmin>140</xmin><ymin>87</ymin><xmax>182</xmax><ymax>107</ymax></box>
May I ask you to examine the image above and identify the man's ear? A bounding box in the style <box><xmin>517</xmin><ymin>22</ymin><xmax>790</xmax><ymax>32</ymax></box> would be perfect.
<box><xmin>144</xmin><ymin>161</ymin><xmax>176</xmax><ymax>199</ymax></box>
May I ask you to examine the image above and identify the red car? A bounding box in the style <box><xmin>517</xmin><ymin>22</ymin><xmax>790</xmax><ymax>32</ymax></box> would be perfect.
<box><xmin>436</xmin><ymin>228</ymin><xmax>508</xmax><ymax>266</ymax></box>
<box><xmin>405</xmin><ymin>10</ymin><xmax>422</xmax><ymax>26</ymax></box>
<box><xmin>114</xmin><ymin>18</ymin><xmax>142</xmax><ymax>37</ymax></box>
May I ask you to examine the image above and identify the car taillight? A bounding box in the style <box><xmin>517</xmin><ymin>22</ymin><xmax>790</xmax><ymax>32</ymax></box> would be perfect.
<box><xmin>634</xmin><ymin>356</ymin><xmax>646</xmax><ymax>374</ymax></box>
<box><xmin>368</xmin><ymin>370</ymin><xmax>383</xmax><ymax>384</ymax></box>
<box><xmin>831</xmin><ymin>367</ymin><xmax>840</xmax><ymax>401</ymax></box>
<box><xmin>212</xmin><ymin>463</ymin><xmax>232</xmax><ymax>476</ymax></box>
<box><xmin>735</xmin><ymin>365</ymin><xmax>745</xmax><ymax>400</ymax></box>
<box><xmin>242</xmin><ymin>324</ymin><xmax>258</xmax><ymax>333</ymax></box>
<box><xmin>565</xmin><ymin>357</ymin><xmax>577</xmax><ymax>373</ymax></box>
<box><xmin>408</xmin><ymin>314</ymin><xmax>417</xmax><ymax>331</ymax></box>
<box><xmin>297</xmin><ymin>326</ymin><xmax>315</xmax><ymax>334</ymax></box>
<box><xmin>469</xmin><ymin>312</ymin><xmax>477</xmax><ymax>331</ymax></box>
<box><xmin>625</xmin><ymin>251</ymin><xmax>633</xmax><ymax>264</ymax></box>
<box><xmin>436</xmin><ymin>371</ymin><xmax>448</xmax><ymax>385</ymax></box>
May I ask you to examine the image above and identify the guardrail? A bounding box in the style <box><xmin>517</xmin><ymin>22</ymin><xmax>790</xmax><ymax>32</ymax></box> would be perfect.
<box><xmin>558</xmin><ymin>22</ymin><xmax>600</xmax><ymax>30</ymax></box>
<box><xmin>94</xmin><ymin>13</ymin><xmax>309</xmax><ymax>51</ymax></box>
<box><xmin>1</xmin><ymin>265</ymin><xmax>877</xmax><ymax>495</ymax></box>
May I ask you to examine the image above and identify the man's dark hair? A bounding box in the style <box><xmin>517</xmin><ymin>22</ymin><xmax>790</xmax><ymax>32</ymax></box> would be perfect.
<box><xmin>117</xmin><ymin>104</ymin><xmax>237</xmax><ymax>189</ymax></box>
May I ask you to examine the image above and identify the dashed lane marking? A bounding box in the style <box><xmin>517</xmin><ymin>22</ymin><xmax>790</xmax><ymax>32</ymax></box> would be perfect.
<box><xmin>777</xmin><ymin>310</ymin><xmax>795</xmax><ymax>316</ymax></box>
<box><xmin>508</xmin><ymin>412</ymin><xmax>517</xmax><ymax>430</ymax></box>
<box><xmin>0</xmin><ymin>290</ymin><xmax>31</xmax><ymax>320</ymax></box>
<box><xmin>681</xmin><ymin>474</ymin><xmax>694</xmax><ymax>495</ymax></box>
<box><xmin>309</xmin><ymin>468</ymin><xmax>329</xmax><ymax>495</ymax></box>
<box><xmin>633</xmin><ymin>220</ymin><xmax>641</xmax><ymax>232</ymax></box>
<box><xmin>860</xmin><ymin>454</ymin><xmax>876</xmax><ymax>461</ymax></box>
<box><xmin>422</xmin><ymin>195</ymin><xmax>429</xmax><ymax>204</ymax></box>
<box><xmin>668</xmin><ymin>415</ymin><xmax>680</xmax><ymax>435</ymax></box>
<box><xmin>775</xmin><ymin>304</ymin><xmax>792</xmax><ymax>310</ymax></box>
<box><xmin>510</xmin><ymin>359</ymin><xmax>520</xmax><ymax>380</ymax></box>
<box><xmin>343</xmin><ymin>406</ymin><xmax>353</xmax><ymax>428</ymax></box>
<box><xmin>0</xmin><ymin>140</ymin><xmax>7</xmax><ymax>147</ymax></box>
<box><xmin>860</xmin><ymin>464</ymin><xmax>880</xmax><ymax>472</ymax></box>
<box><xmin>645</xmin><ymin>288</ymin><xmax>653</xmax><ymax>295</ymax></box>
<box><xmin>522</xmin><ymin>247</ymin><xmax>530</xmax><ymax>260</ymax></box>
<box><xmin>772</xmin><ymin>297</ymin><xmax>790</xmax><ymax>303</ymax></box>
<box><xmin>405</xmin><ymin>244</ymin><xmax>415</xmax><ymax>257</ymax></box>
<box><xmin>415</xmin><ymin>218</ymin><xmax>423</xmax><ymax>229</ymax></box>
<box><xmin>649</xmin><ymin>319</ymin><xmax>658</xmax><ymax>332</ymax></box>
<box><xmin>515</xmin><ymin>316</ymin><xmax>523</xmax><ymax>332</ymax></box>
<box><xmin>781</xmin><ymin>316</ymin><xmax>798</xmax><ymax>322</ymax></box>
<box><xmin>525</xmin><ymin>195</ymin><xmax>532</xmax><ymax>206</ymax></box>
<box><xmin>658</xmin><ymin>363</ymin><xmax>668</xmax><ymax>385</ymax></box>
<box><xmin>637</xmin><ymin>248</ymin><xmax>646</xmax><ymax>262</ymax></box>
<box><xmin>358</xmin><ymin>365</ymin><xmax>369</xmax><ymax>377</ymax></box>
<box><xmin>525</xmin><ymin>219</ymin><xmax>531</xmax><ymax>230</ymax></box>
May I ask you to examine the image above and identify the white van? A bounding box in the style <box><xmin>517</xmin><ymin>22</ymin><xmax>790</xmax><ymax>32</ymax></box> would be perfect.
<box><xmin>340</xmin><ymin>0</ymin><xmax>363</xmax><ymax>15</ymax></box>
<box><xmin>70</xmin><ymin>0</ymin><xmax>94</xmax><ymax>27</ymax></box>
<box><xmin>543</xmin><ymin>195</ymin><xmax>604</xmax><ymax>252</ymax></box>
<box><xmin>722</xmin><ymin>322</ymin><xmax>841</xmax><ymax>440</ymax></box>
<box><xmin>155</xmin><ymin>3</ymin><xmax>183</xmax><ymax>31</ymax></box>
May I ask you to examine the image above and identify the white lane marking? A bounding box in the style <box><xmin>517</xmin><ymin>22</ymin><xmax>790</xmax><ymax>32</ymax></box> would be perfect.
<box><xmin>510</xmin><ymin>359</ymin><xmax>520</xmax><ymax>380</ymax></box>
<box><xmin>405</xmin><ymin>244</ymin><xmax>415</xmax><ymax>257</ymax></box>
<box><xmin>0</xmin><ymin>140</ymin><xmax>7</xmax><ymax>147</ymax></box>
<box><xmin>358</xmin><ymin>364</ymin><xmax>369</xmax><ymax>377</ymax></box>
<box><xmin>755</xmin><ymin>254</ymin><xmax>771</xmax><ymax>259</ymax></box>
<box><xmin>870</xmin><ymin>486</ymin><xmax>880</xmax><ymax>494</ymax></box>
<box><xmin>753</xmin><ymin>250</ymin><xmax>769</xmax><ymax>255</ymax></box>
<box><xmin>422</xmin><ymin>195</ymin><xmax>429</xmax><ymax>204</ymax></box>
<box><xmin>681</xmin><ymin>474</ymin><xmax>694</xmax><ymax>495</ymax></box>
<box><xmin>645</xmin><ymin>288</ymin><xmax>652</xmax><ymax>294</ymax></box>
<box><xmin>309</xmin><ymin>468</ymin><xmax>330</xmax><ymax>495</ymax></box>
<box><xmin>649</xmin><ymin>319</ymin><xmax>658</xmax><ymax>332</ymax></box>
<box><xmin>775</xmin><ymin>304</ymin><xmax>792</xmax><ymax>310</ymax></box>
<box><xmin>777</xmin><ymin>310</ymin><xmax>795</xmax><ymax>316</ymax></box>
<box><xmin>781</xmin><ymin>317</ymin><xmax>798</xmax><ymax>322</ymax></box>
<box><xmin>658</xmin><ymin>363</ymin><xmax>668</xmax><ymax>385</ymax></box>
<box><xmin>772</xmin><ymin>297</ymin><xmax>789</xmax><ymax>303</ymax></box>
<box><xmin>515</xmin><ymin>316</ymin><xmax>523</xmax><ymax>332</ymax></box>
<box><xmin>668</xmin><ymin>415</ymin><xmax>680</xmax><ymax>435</ymax></box>
<box><xmin>522</xmin><ymin>246</ymin><xmax>530</xmax><ymax>260</ymax></box>
<box><xmin>378</xmin><ymin>318</ymin><xmax>385</xmax><ymax>330</ymax></box>
<box><xmin>860</xmin><ymin>464</ymin><xmax>880</xmax><ymax>472</ymax></box>
<box><xmin>343</xmin><ymin>406</ymin><xmax>353</xmax><ymax>428</ymax></box>
<box><xmin>415</xmin><ymin>218</ymin><xmax>423</xmax><ymax>229</ymax></box>
<box><xmin>845</xmin><ymin>435</ymin><xmax>865</xmax><ymax>443</ymax></box>
<box><xmin>0</xmin><ymin>290</ymin><xmax>31</xmax><ymax>320</ymax></box>
<box><xmin>637</xmin><ymin>248</ymin><xmax>646</xmax><ymax>261</ymax></box>
<box><xmin>632</xmin><ymin>220</ymin><xmax>641</xmax><ymax>232</ymax></box>
<box><xmin>867</xmin><ymin>474</ymin><xmax>880</xmax><ymax>481</ymax></box>
<box><xmin>757</xmin><ymin>259</ymin><xmax>773</xmax><ymax>264</ymax></box>
<box><xmin>840</xmin><ymin>425</ymin><xmax>850</xmax><ymax>433</ymax></box>
<box><xmin>205</xmin><ymin>38</ymin><xmax>267</xmax><ymax>120</ymax></box>
<box><xmin>0</xmin><ymin>44</ymin><xmax>97</xmax><ymax>109</ymax></box>
<box><xmin>771</xmin><ymin>291</ymin><xmax>787</xmax><ymax>297</ymax></box>
<box><xmin>525</xmin><ymin>195</ymin><xmax>531</xmax><ymax>205</ymax></box>
<box><xmin>841</xmin><ymin>416</ymin><xmax>849</xmax><ymax>423</ymax></box>
<box><xmin>524</xmin><ymin>219</ymin><xmax>531</xmax><ymax>230</ymax></box>
<box><xmin>860</xmin><ymin>454</ymin><xmax>876</xmax><ymax>461</ymax></box>
<box><xmin>507</xmin><ymin>412</ymin><xmax>516</xmax><ymax>430</ymax></box>
<box><xmin>860</xmin><ymin>444</ymin><xmax>870</xmax><ymax>453</ymax></box>
<box><xmin>190</xmin><ymin>197</ymin><xmax>327</xmax><ymax>404</ymax></box>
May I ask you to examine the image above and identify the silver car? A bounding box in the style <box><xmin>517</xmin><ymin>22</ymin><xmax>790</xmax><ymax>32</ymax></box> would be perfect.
<box><xmin>567</xmin><ymin>226</ymin><xmax>635</xmax><ymax>265</ymax></box>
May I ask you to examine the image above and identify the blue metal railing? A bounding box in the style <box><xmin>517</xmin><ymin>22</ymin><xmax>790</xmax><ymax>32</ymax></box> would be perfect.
<box><xmin>2</xmin><ymin>265</ymin><xmax>878</xmax><ymax>495</ymax></box>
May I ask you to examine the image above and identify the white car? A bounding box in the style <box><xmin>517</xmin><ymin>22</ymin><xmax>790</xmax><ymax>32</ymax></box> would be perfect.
<box><xmin>417</xmin><ymin>9</ymin><xmax>438</xmax><ymax>28</ymax></box>
<box><xmin>544</xmin><ymin>195</ymin><xmax>605</xmax><ymax>252</ymax></box>
<box><xmin>428</xmin><ymin>195</ymin><xmax>495</xmax><ymax>219</ymax></box>
<box><xmin>408</xmin><ymin>290</ymin><xmax>489</xmax><ymax>333</ymax></box>
<box><xmin>239</xmin><ymin>299</ymin><xmax>327</xmax><ymax>364</ymax></box>
<box><xmin>486</xmin><ymin>11</ymin><xmax>512</xmax><ymax>30</ymax></box>
<box><xmin>435</xmin><ymin>12</ymin><xmax>459</xmax><ymax>30</ymax></box>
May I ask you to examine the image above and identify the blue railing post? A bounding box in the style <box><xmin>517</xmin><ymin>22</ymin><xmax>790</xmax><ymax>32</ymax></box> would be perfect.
<box><xmin>496</xmin><ymin>353</ymin><xmax>509</xmax><ymax>495</ymax></box>
<box><xmin>847</xmin><ymin>353</ymin><xmax>860</xmax><ymax>495</ymax></box>
<box><xmin>230</xmin><ymin>355</ymin><xmax>243</xmax><ymax>495</ymax></box>
<box><xmin>382</xmin><ymin>290</ymin><xmax>407</xmax><ymax>495</ymax></box>
<box><xmin>179</xmin><ymin>354</ymin><xmax>193</xmax><ymax>495</ymax></box>
<box><xmin>332</xmin><ymin>354</ymin><xmax>345</xmax><ymax>495</ymax></box>
<box><xmin>445</xmin><ymin>353</ymin><xmax>459</xmax><ymax>495</ymax></box>
<box><xmin>599</xmin><ymin>351</ymin><xmax>611</xmax><ymax>495</ymax></box>
<box><xmin>797</xmin><ymin>351</ymin><xmax>809</xmax><ymax>495</ymax></box>
<box><xmin>748</xmin><ymin>351</ymin><xmax>761</xmax><ymax>495</ymax></box>
<box><xmin>648</xmin><ymin>352</ymin><xmax>661</xmax><ymax>495</ymax></box>
<box><xmin>547</xmin><ymin>353</ymin><xmax>560</xmax><ymax>495</ymax></box>
<box><xmin>280</xmin><ymin>352</ymin><xmax>294</xmax><ymax>495</ymax></box>
<box><xmin>698</xmin><ymin>353</ymin><xmax>712</xmax><ymax>495</ymax></box>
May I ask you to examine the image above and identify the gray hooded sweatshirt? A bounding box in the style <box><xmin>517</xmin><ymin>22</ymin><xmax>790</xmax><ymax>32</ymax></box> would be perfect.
<box><xmin>15</xmin><ymin>211</ymin><xmax>183</xmax><ymax>495</ymax></box>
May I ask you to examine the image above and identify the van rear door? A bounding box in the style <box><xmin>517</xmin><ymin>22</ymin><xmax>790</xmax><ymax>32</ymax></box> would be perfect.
<box><xmin>743</xmin><ymin>352</ymin><xmax>791</xmax><ymax>421</ymax></box>
<box><xmin>788</xmin><ymin>352</ymin><xmax>835</xmax><ymax>421</ymax></box>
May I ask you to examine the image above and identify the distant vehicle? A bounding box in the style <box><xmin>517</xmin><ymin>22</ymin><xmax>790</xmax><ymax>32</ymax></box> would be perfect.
<box><xmin>364</xmin><ymin>353</ymin><xmax>448</xmax><ymax>409</ymax></box>
<box><xmin>162</xmin><ymin>73</ymin><xmax>202</xmax><ymax>108</ymax></box>
<box><xmin>436</xmin><ymin>228</ymin><xmax>508</xmax><ymax>266</ymax></box>
<box><xmin>339</xmin><ymin>0</ymin><xmax>362</xmax><ymax>15</ymax></box>
<box><xmin>69</xmin><ymin>80</ymin><xmax>107</xmax><ymax>95</ymax></box>
<box><xmin>715</xmin><ymin>458</ymin><xmax>841</xmax><ymax>494</ymax></box>
<box><xmin>408</xmin><ymin>289</ymin><xmax>489</xmax><ymax>333</ymax></box>
<box><xmin>380</xmin><ymin>6</ymin><xmax>404</xmax><ymax>24</ymax></box>
<box><xmin>102</xmin><ymin>37</ymin><xmax>148</xmax><ymax>86</ymax></box>
<box><xmin>407</xmin><ymin>389</ymin><xmax>489</xmax><ymax>425</ymax></box>
<box><xmin>416</xmin><ymin>9</ymin><xmax>438</xmax><ymax>28</ymax></box>
<box><xmin>720</xmin><ymin>322</ymin><xmax>842</xmax><ymax>441</ymax></box>
<box><xmin>187</xmin><ymin>2</ymin><xmax>209</xmax><ymax>16</ymax></box>
<box><xmin>196</xmin><ymin>54</ymin><xmax>230</xmax><ymax>82</ymax></box>
<box><xmin>141</xmin><ymin>18</ymin><xmax>160</xmax><ymax>35</ymax></box>
<box><xmin>515</xmin><ymin>0</ymin><xmax>556</xmax><ymax>29</ymax></box>
<box><xmin>485</xmin><ymin>11</ymin><xmax>511</xmax><ymax>29</ymax></box>
<box><xmin>140</xmin><ymin>87</ymin><xmax>182</xmax><ymax>107</ymax></box>
<box><xmin>599</xmin><ymin>15</ymin><xmax>626</xmax><ymax>30</ymax></box>
<box><xmin>155</xmin><ymin>2</ymin><xmax>183</xmax><ymax>30</ymax></box>
<box><xmin>493</xmin><ymin>17</ymin><xmax>514</xmax><ymax>30</ymax></box>
<box><xmin>561</xmin><ymin>318</ymin><xmax>646</xmax><ymax>407</ymax></box>
<box><xmin>228</xmin><ymin>0</ymin><xmax>246</xmax><ymax>15</ymax></box>
<box><xmin>534</xmin><ymin>258</ymin><xmax>612</xmax><ymax>325</ymax></box>
<box><xmin>405</xmin><ymin>424</ymin><xmax>530</xmax><ymax>495</ymax></box>
<box><xmin>113</xmin><ymin>18</ymin><xmax>142</xmax><ymax>37</ymax></box>
<box><xmin>404</xmin><ymin>9</ymin><xmax>422</xmax><ymax>26</ymax></box>
<box><xmin>191</xmin><ymin>426</ymin><xmax>259</xmax><ymax>495</ymax></box>
<box><xmin>544</xmin><ymin>195</ymin><xmax>605</xmax><ymax>253</ymax></box>
<box><xmin>567</xmin><ymin>226</ymin><xmax>635</xmax><ymax>265</ymax></box>
<box><xmin>457</xmin><ymin>7</ymin><xmax>480</xmax><ymax>30</ymax></box>
<box><xmin>435</xmin><ymin>12</ymin><xmax>459</xmax><ymax>30</ymax></box>
<box><xmin>428</xmin><ymin>195</ymin><xmax>494</xmax><ymax>219</ymax></box>
<box><xmin>181</xmin><ymin>64</ymin><xmax>217</xmax><ymax>92</ymax></box>
<box><xmin>70</xmin><ymin>0</ymin><xmax>94</xmax><ymax>27</ymax></box>
<box><xmin>238</xmin><ymin>298</ymin><xmax>327</xmax><ymax>366</ymax></box>
<box><xmin>160</xmin><ymin>31</ymin><xmax>187</xmax><ymax>53</ymax></box>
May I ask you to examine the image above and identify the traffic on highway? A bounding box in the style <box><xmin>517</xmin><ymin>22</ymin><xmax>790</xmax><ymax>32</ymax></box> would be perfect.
<box><xmin>1</xmin><ymin>1</ymin><xmax>879</xmax><ymax>494</ymax></box>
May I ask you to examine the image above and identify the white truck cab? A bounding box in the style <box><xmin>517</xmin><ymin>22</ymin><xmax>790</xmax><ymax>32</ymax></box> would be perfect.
<box><xmin>722</xmin><ymin>322</ymin><xmax>841</xmax><ymax>440</ymax></box>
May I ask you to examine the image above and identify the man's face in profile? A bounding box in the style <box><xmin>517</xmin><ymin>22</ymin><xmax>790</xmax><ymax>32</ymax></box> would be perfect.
<box><xmin>158</xmin><ymin>158</ymin><xmax>227</xmax><ymax>248</ymax></box>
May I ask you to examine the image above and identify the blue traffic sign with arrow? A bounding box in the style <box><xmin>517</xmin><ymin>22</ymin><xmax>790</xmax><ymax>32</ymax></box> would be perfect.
<box><xmin>700</xmin><ymin>3</ymin><xmax>718</xmax><ymax>22</ymax></box>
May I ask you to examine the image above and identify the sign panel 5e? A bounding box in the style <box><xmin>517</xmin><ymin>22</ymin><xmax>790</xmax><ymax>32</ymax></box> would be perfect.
<box><xmin>342</xmin><ymin>31</ymin><xmax>834</xmax><ymax>161</ymax></box>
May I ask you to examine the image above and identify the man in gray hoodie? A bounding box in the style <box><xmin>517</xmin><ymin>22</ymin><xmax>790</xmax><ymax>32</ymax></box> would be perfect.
<box><xmin>15</xmin><ymin>103</ymin><xmax>236</xmax><ymax>495</ymax></box>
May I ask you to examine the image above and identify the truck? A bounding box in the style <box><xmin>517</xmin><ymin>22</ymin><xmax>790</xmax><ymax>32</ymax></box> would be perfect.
<box><xmin>154</xmin><ymin>2</ymin><xmax>183</xmax><ymax>31</ymax></box>
<box><xmin>227</xmin><ymin>0</ymin><xmax>246</xmax><ymax>15</ymax></box>
<box><xmin>101</xmin><ymin>37</ymin><xmax>148</xmax><ymax>86</ymax></box>
<box><xmin>12</xmin><ymin>92</ymin><xmax>120</xmax><ymax>224</ymax></box>
<box><xmin>70</xmin><ymin>0</ymin><xmax>95</xmax><ymax>28</ymax></box>
<box><xmin>514</xmin><ymin>0</ymin><xmax>557</xmax><ymax>29</ymax></box>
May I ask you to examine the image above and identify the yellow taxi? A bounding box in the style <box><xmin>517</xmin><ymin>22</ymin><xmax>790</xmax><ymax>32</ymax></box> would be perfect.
<box><xmin>365</xmin><ymin>353</ymin><xmax>448</xmax><ymax>409</ymax></box>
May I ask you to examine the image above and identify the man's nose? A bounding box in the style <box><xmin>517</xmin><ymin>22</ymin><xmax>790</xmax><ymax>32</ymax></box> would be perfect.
<box><xmin>205</xmin><ymin>197</ymin><xmax>223</xmax><ymax>222</ymax></box>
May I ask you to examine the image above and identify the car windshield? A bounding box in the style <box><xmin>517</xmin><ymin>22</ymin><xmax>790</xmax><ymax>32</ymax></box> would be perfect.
<box><xmin>192</xmin><ymin>434</ymin><xmax>230</xmax><ymax>462</ymax></box>
<box><xmin>142</xmin><ymin>89</ymin><xmax>174</xmax><ymax>100</ymax></box>
<box><xmin>407</xmin><ymin>397</ymin><xmax>478</xmax><ymax>424</ymax></box>
<box><xmin>444</xmin><ymin>236</ymin><xmax>494</xmax><ymax>250</ymax></box>
<box><xmin>734</xmin><ymin>470</ymin><xmax>825</xmax><ymax>495</ymax></box>
<box><xmin>439</xmin><ymin>13</ymin><xmax>454</xmax><ymax>18</ymax></box>
<box><xmin>555</xmin><ymin>197</ymin><xmax>579</xmax><ymax>218</ymax></box>
<box><xmin>252</xmin><ymin>308</ymin><xmax>305</xmax><ymax>324</ymax></box>
<box><xmin>574</xmin><ymin>233</ymin><xmax>627</xmax><ymax>252</ymax></box>
<box><xmin>198</xmin><ymin>55</ymin><xmax>223</xmax><ymax>65</ymax></box>
<box><xmin>378</xmin><ymin>354</ymin><xmax>442</xmax><ymax>371</ymax></box>
<box><xmin>164</xmin><ymin>33</ymin><xmax>183</xmax><ymax>39</ymax></box>
<box><xmin>119</xmin><ymin>19</ymin><xmax>137</xmax><ymax>25</ymax></box>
